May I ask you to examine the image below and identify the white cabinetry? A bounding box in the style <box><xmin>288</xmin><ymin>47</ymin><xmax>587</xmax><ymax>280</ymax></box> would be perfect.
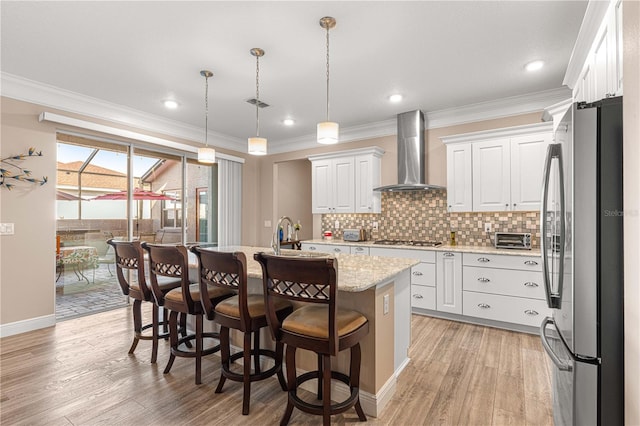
<box><xmin>442</xmin><ymin>123</ymin><xmax>553</xmax><ymax>212</ymax></box>
<box><xmin>300</xmin><ymin>242</ymin><xmax>350</xmax><ymax>254</ymax></box>
<box><xmin>446</xmin><ymin>143</ymin><xmax>472</xmax><ymax>212</ymax></box>
<box><xmin>461</xmin><ymin>253</ymin><xmax>550</xmax><ymax>327</ymax></box>
<box><xmin>309</xmin><ymin>147</ymin><xmax>384</xmax><ymax>214</ymax></box>
<box><xmin>566</xmin><ymin>0</ymin><xmax>623</xmax><ymax>102</ymax></box>
<box><xmin>369</xmin><ymin>247</ymin><xmax>437</xmax><ymax>311</ymax></box>
<box><xmin>436</xmin><ymin>251</ymin><xmax>463</xmax><ymax>314</ymax></box>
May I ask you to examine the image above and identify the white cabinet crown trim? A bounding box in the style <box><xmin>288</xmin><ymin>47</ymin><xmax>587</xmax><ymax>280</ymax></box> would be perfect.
<box><xmin>440</xmin><ymin>122</ymin><xmax>553</xmax><ymax>145</ymax></box>
<box><xmin>308</xmin><ymin>146</ymin><xmax>385</xmax><ymax>162</ymax></box>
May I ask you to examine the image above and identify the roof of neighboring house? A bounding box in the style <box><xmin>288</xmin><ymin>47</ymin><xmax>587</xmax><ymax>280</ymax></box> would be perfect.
<box><xmin>57</xmin><ymin>161</ymin><xmax>131</xmax><ymax>190</ymax></box>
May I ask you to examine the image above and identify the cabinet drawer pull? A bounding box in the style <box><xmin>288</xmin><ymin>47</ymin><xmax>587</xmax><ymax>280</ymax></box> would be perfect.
<box><xmin>477</xmin><ymin>277</ymin><xmax>490</xmax><ymax>283</ymax></box>
<box><xmin>524</xmin><ymin>309</ymin><xmax>539</xmax><ymax>316</ymax></box>
<box><xmin>334</xmin><ymin>248</ymin><xmax>342</xmax><ymax>252</ymax></box>
<box><xmin>477</xmin><ymin>257</ymin><xmax>490</xmax><ymax>263</ymax></box>
<box><xmin>478</xmin><ymin>303</ymin><xmax>491</xmax><ymax>309</ymax></box>
<box><xmin>309</xmin><ymin>246</ymin><xmax>316</xmax><ymax>251</ymax></box>
<box><xmin>355</xmin><ymin>247</ymin><xmax>364</xmax><ymax>251</ymax></box>
<box><xmin>524</xmin><ymin>260</ymin><xmax>538</xmax><ymax>266</ymax></box>
<box><xmin>443</xmin><ymin>252</ymin><xmax>455</xmax><ymax>257</ymax></box>
<box><xmin>523</xmin><ymin>281</ymin><xmax>539</xmax><ymax>288</ymax></box>
<box><xmin>412</xmin><ymin>271</ymin><xmax>424</xmax><ymax>276</ymax></box>
<box><xmin>413</xmin><ymin>294</ymin><xmax>424</xmax><ymax>299</ymax></box>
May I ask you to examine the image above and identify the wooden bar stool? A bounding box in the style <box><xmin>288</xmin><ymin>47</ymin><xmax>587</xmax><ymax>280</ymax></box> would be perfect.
<box><xmin>254</xmin><ymin>252</ymin><xmax>369</xmax><ymax>426</ymax></box>
<box><xmin>108</xmin><ymin>239</ymin><xmax>179</xmax><ymax>363</ymax></box>
<box><xmin>142</xmin><ymin>243</ymin><xmax>233</xmax><ymax>384</ymax></box>
<box><xmin>190</xmin><ymin>247</ymin><xmax>292</xmax><ymax>415</ymax></box>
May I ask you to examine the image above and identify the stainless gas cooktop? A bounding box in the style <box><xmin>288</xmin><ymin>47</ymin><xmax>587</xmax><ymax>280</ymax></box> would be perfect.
<box><xmin>373</xmin><ymin>239</ymin><xmax>443</xmax><ymax>247</ymax></box>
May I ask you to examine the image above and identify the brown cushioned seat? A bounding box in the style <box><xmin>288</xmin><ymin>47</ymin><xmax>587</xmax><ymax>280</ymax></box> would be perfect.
<box><xmin>191</xmin><ymin>247</ymin><xmax>293</xmax><ymax>416</ymax></box>
<box><xmin>255</xmin><ymin>252</ymin><xmax>369</xmax><ymax>426</ymax></box>
<box><xmin>282</xmin><ymin>305</ymin><xmax>367</xmax><ymax>339</ymax></box>
<box><xmin>142</xmin><ymin>243</ymin><xmax>232</xmax><ymax>385</ymax></box>
<box><xmin>215</xmin><ymin>294</ymin><xmax>291</xmax><ymax>319</ymax></box>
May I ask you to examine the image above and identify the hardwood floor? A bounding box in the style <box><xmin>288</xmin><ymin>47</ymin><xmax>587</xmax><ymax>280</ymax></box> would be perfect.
<box><xmin>0</xmin><ymin>307</ymin><xmax>552</xmax><ymax>425</ymax></box>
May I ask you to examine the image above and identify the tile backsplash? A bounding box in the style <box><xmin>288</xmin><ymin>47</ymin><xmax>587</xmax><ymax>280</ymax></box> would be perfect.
<box><xmin>321</xmin><ymin>189</ymin><xmax>541</xmax><ymax>248</ymax></box>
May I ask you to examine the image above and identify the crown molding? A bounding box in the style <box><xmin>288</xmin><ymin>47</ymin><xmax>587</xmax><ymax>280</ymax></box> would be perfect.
<box><xmin>3</xmin><ymin>72</ymin><xmax>569</xmax><ymax>156</ymax></box>
<box><xmin>1</xmin><ymin>72</ymin><xmax>244</xmax><ymax>152</ymax></box>
<box><xmin>440</xmin><ymin>121</ymin><xmax>553</xmax><ymax>145</ymax></box>
<box><xmin>563</xmin><ymin>0</ymin><xmax>611</xmax><ymax>89</ymax></box>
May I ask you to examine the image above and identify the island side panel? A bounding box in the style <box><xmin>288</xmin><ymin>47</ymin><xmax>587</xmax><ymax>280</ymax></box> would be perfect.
<box><xmin>394</xmin><ymin>268</ymin><xmax>411</xmax><ymax>372</ymax></box>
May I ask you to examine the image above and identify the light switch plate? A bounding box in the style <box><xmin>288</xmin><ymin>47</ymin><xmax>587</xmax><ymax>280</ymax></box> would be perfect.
<box><xmin>0</xmin><ymin>223</ymin><xmax>15</xmax><ymax>235</ymax></box>
<box><xmin>264</xmin><ymin>220</ymin><xmax>271</xmax><ymax>228</ymax></box>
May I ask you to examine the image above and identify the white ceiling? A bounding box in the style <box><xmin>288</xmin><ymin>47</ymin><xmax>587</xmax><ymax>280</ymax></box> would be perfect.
<box><xmin>1</xmin><ymin>1</ymin><xmax>588</xmax><ymax>154</ymax></box>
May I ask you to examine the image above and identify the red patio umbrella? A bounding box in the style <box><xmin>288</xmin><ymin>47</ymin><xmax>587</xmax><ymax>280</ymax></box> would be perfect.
<box><xmin>92</xmin><ymin>188</ymin><xmax>176</xmax><ymax>201</ymax></box>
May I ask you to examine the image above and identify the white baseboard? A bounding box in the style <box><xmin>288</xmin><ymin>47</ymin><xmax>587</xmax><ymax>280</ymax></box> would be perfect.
<box><xmin>0</xmin><ymin>314</ymin><xmax>56</xmax><ymax>338</ymax></box>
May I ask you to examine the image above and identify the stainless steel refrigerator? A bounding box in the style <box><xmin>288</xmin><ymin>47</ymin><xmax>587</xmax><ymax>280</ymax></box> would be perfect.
<box><xmin>539</xmin><ymin>96</ymin><xmax>624</xmax><ymax>426</ymax></box>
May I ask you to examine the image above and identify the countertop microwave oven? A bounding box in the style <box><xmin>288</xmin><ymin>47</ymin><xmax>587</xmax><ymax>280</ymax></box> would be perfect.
<box><xmin>494</xmin><ymin>232</ymin><xmax>531</xmax><ymax>249</ymax></box>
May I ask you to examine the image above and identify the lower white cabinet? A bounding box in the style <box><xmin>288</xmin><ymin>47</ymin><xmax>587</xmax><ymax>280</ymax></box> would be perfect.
<box><xmin>462</xmin><ymin>253</ymin><xmax>550</xmax><ymax>327</ymax></box>
<box><xmin>411</xmin><ymin>284</ymin><xmax>436</xmax><ymax>310</ymax></box>
<box><xmin>436</xmin><ymin>251</ymin><xmax>463</xmax><ymax>314</ymax></box>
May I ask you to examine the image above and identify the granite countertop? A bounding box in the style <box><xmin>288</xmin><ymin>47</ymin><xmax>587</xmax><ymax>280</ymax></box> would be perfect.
<box><xmin>301</xmin><ymin>239</ymin><xmax>541</xmax><ymax>257</ymax></box>
<box><xmin>197</xmin><ymin>245</ymin><xmax>419</xmax><ymax>292</ymax></box>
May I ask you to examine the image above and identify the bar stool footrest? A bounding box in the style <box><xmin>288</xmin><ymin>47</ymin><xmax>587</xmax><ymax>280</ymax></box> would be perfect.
<box><xmin>170</xmin><ymin>332</ymin><xmax>221</xmax><ymax>358</ymax></box>
<box><xmin>291</xmin><ymin>370</ymin><xmax>361</xmax><ymax>416</ymax></box>
<box><xmin>223</xmin><ymin>349</ymin><xmax>282</xmax><ymax>383</ymax></box>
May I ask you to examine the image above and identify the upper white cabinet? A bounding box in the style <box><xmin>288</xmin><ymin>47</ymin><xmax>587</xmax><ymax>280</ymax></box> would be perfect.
<box><xmin>442</xmin><ymin>122</ymin><xmax>553</xmax><ymax>212</ymax></box>
<box><xmin>309</xmin><ymin>147</ymin><xmax>384</xmax><ymax>214</ymax></box>
<box><xmin>446</xmin><ymin>143</ymin><xmax>473</xmax><ymax>212</ymax></box>
<box><xmin>565</xmin><ymin>0</ymin><xmax>623</xmax><ymax>102</ymax></box>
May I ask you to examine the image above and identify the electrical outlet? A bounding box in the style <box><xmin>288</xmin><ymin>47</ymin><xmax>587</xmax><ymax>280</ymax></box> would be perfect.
<box><xmin>372</xmin><ymin>221</ymin><xmax>379</xmax><ymax>231</ymax></box>
<box><xmin>383</xmin><ymin>294</ymin><xmax>390</xmax><ymax>315</ymax></box>
<box><xmin>484</xmin><ymin>223</ymin><xmax>492</xmax><ymax>233</ymax></box>
<box><xmin>334</xmin><ymin>220</ymin><xmax>340</xmax><ymax>229</ymax></box>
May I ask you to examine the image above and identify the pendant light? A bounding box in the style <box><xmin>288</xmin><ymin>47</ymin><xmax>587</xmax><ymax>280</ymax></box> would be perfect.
<box><xmin>248</xmin><ymin>48</ymin><xmax>267</xmax><ymax>155</ymax></box>
<box><xmin>197</xmin><ymin>70</ymin><xmax>216</xmax><ymax>164</ymax></box>
<box><xmin>317</xmin><ymin>16</ymin><xmax>338</xmax><ymax>145</ymax></box>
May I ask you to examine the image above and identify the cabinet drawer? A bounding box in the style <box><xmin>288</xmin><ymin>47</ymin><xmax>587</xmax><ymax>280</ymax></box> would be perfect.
<box><xmin>411</xmin><ymin>262</ymin><xmax>436</xmax><ymax>287</ymax></box>
<box><xmin>463</xmin><ymin>291</ymin><xmax>550</xmax><ymax>327</ymax></box>
<box><xmin>301</xmin><ymin>243</ymin><xmax>350</xmax><ymax>254</ymax></box>
<box><xmin>462</xmin><ymin>253</ymin><xmax>542</xmax><ymax>271</ymax></box>
<box><xmin>463</xmin><ymin>266</ymin><xmax>545</xmax><ymax>299</ymax></box>
<box><xmin>350</xmin><ymin>246</ymin><xmax>369</xmax><ymax>255</ymax></box>
<box><xmin>369</xmin><ymin>247</ymin><xmax>435</xmax><ymax>263</ymax></box>
<box><xmin>411</xmin><ymin>285</ymin><xmax>436</xmax><ymax>310</ymax></box>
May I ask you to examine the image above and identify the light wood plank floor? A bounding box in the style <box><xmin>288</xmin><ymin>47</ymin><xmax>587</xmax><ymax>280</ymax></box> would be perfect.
<box><xmin>1</xmin><ymin>307</ymin><xmax>552</xmax><ymax>425</ymax></box>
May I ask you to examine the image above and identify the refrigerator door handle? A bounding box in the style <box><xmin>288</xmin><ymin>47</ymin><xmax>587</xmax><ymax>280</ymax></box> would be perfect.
<box><xmin>540</xmin><ymin>143</ymin><xmax>565</xmax><ymax>309</ymax></box>
<box><xmin>540</xmin><ymin>317</ymin><xmax>573</xmax><ymax>372</ymax></box>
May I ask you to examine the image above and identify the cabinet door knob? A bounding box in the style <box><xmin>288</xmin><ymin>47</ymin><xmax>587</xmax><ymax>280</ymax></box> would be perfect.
<box><xmin>524</xmin><ymin>309</ymin><xmax>539</xmax><ymax>316</ymax></box>
<box><xmin>523</xmin><ymin>281</ymin><xmax>539</xmax><ymax>288</ymax></box>
<box><xmin>477</xmin><ymin>257</ymin><xmax>490</xmax><ymax>263</ymax></box>
<box><xmin>524</xmin><ymin>260</ymin><xmax>538</xmax><ymax>266</ymax></box>
<box><xmin>413</xmin><ymin>294</ymin><xmax>424</xmax><ymax>299</ymax></box>
<box><xmin>478</xmin><ymin>303</ymin><xmax>491</xmax><ymax>309</ymax></box>
<box><xmin>443</xmin><ymin>252</ymin><xmax>454</xmax><ymax>257</ymax></box>
<box><xmin>412</xmin><ymin>271</ymin><xmax>424</xmax><ymax>276</ymax></box>
<box><xmin>477</xmin><ymin>277</ymin><xmax>490</xmax><ymax>283</ymax></box>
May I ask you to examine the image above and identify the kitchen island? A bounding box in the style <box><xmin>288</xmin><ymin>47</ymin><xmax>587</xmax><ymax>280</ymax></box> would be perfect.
<box><xmin>196</xmin><ymin>245</ymin><xmax>419</xmax><ymax>417</ymax></box>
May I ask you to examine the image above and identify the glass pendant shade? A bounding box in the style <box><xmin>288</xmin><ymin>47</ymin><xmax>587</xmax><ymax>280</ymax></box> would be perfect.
<box><xmin>197</xmin><ymin>146</ymin><xmax>216</xmax><ymax>164</ymax></box>
<box><xmin>248</xmin><ymin>137</ymin><xmax>267</xmax><ymax>155</ymax></box>
<box><xmin>317</xmin><ymin>121</ymin><xmax>339</xmax><ymax>144</ymax></box>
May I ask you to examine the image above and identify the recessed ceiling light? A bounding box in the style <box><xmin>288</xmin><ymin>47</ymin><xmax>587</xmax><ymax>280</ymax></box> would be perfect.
<box><xmin>389</xmin><ymin>94</ymin><xmax>403</xmax><ymax>103</ymax></box>
<box><xmin>525</xmin><ymin>60</ymin><xmax>544</xmax><ymax>72</ymax></box>
<box><xmin>283</xmin><ymin>118</ymin><xmax>295</xmax><ymax>126</ymax></box>
<box><xmin>163</xmin><ymin>100</ymin><xmax>179</xmax><ymax>109</ymax></box>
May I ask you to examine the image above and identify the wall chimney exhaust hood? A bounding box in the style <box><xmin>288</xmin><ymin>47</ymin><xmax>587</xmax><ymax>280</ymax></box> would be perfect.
<box><xmin>374</xmin><ymin>110</ymin><xmax>444</xmax><ymax>192</ymax></box>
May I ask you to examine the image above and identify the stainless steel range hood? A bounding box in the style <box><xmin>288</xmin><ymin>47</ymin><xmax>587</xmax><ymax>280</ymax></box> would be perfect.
<box><xmin>374</xmin><ymin>110</ymin><xmax>444</xmax><ymax>191</ymax></box>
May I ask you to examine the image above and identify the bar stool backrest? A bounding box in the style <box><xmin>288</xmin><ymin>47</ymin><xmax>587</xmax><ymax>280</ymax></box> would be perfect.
<box><xmin>254</xmin><ymin>252</ymin><xmax>338</xmax><ymax>355</ymax></box>
<box><xmin>142</xmin><ymin>243</ymin><xmax>192</xmax><ymax>310</ymax></box>
<box><xmin>107</xmin><ymin>239</ymin><xmax>150</xmax><ymax>300</ymax></box>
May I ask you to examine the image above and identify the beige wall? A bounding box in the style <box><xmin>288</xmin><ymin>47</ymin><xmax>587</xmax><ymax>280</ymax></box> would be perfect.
<box><xmin>623</xmin><ymin>1</ymin><xmax>639</xmax><ymax>424</ymax></box>
<box><xmin>274</xmin><ymin>160</ymin><xmax>312</xmax><ymax>243</ymax></box>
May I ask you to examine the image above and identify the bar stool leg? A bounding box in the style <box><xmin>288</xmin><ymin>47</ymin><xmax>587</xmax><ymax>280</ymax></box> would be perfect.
<box><xmin>276</xmin><ymin>341</ymin><xmax>287</xmax><ymax>391</ymax></box>
<box><xmin>317</xmin><ymin>354</ymin><xmax>323</xmax><ymax>400</ymax></box>
<box><xmin>253</xmin><ymin>332</ymin><xmax>261</xmax><ymax>374</ymax></box>
<box><xmin>350</xmin><ymin>343</ymin><xmax>366</xmax><ymax>421</ymax></box>
<box><xmin>195</xmin><ymin>314</ymin><xmax>203</xmax><ymax>385</ymax></box>
<box><xmin>281</xmin><ymin>345</ymin><xmax>297</xmax><ymax>426</ymax></box>
<box><xmin>243</xmin><ymin>332</ymin><xmax>252</xmax><ymax>415</ymax></box>
<box><xmin>215</xmin><ymin>326</ymin><xmax>230</xmax><ymax>393</ymax></box>
<box><xmin>129</xmin><ymin>299</ymin><xmax>142</xmax><ymax>354</ymax></box>
<box><xmin>151</xmin><ymin>304</ymin><xmax>160</xmax><ymax>364</ymax></box>
<box><xmin>322</xmin><ymin>353</ymin><xmax>331</xmax><ymax>426</ymax></box>
<box><xmin>164</xmin><ymin>310</ymin><xmax>178</xmax><ymax>374</ymax></box>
